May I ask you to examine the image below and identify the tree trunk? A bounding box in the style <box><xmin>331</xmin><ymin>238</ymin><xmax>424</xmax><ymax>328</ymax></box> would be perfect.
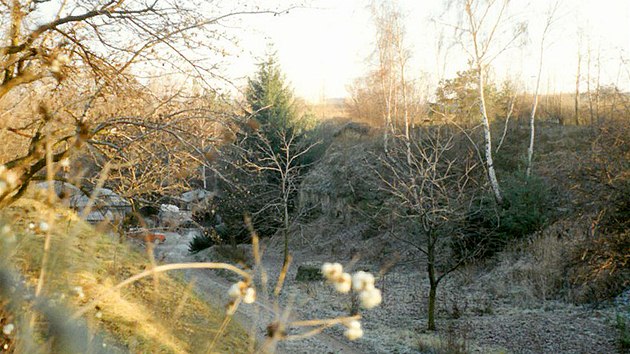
<box><xmin>587</xmin><ymin>43</ymin><xmax>595</xmax><ymax>125</ymax></box>
<box><xmin>575</xmin><ymin>46</ymin><xmax>581</xmax><ymax>126</ymax></box>
<box><xmin>496</xmin><ymin>95</ymin><xmax>515</xmax><ymax>153</ymax></box>
<box><xmin>477</xmin><ymin>66</ymin><xmax>503</xmax><ymax>205</ymax></box>
<box><xmin>427</xmin><ymin>239</ymin><xmax>437</xmax><ymax>331</ymax></box>
<box><xmin>400</xmin><ymin>58</ymin><xmax>412</xmax><ymax>165</ymax></box>
<box><xmin>283</xmin><ymin>197</ymin><xmax>290</xmax><ymax>267</ymax></box>
<box><xmin>527</xmin><ymin>18</ymin><xmax>550</xmax><ymax>178</ymax></box>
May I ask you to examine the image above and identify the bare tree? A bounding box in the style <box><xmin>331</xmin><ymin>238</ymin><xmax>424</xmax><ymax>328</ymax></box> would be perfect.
<box><xmin>0</xmin><ymin>0</ymin><xmax>298</xmax><ymax>206</ymax></box>
<box><xmin>379</xmin><ymin>128</ymin><xmax>481</xmax><ymax>330</ymax></box>
<box><xmin>242</xmin><ymin>127</ymin><xmax>319</xmax><ymax>270</ymax></box>
<box><xmin>526</xmin><ymin>2</ymin><xmax>559</xmax><ymax>178</ymax></box>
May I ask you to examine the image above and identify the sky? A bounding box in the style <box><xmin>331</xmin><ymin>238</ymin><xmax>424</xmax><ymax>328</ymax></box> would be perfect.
<box><xmin>228</xmin><ymin>0</ymin><xmax>630</xmax><ymax>102</ymax></box>
<box><xmin>32</xmin><ymin>0</ymin><xmax>630</xmax><ymax>102</ymax></box>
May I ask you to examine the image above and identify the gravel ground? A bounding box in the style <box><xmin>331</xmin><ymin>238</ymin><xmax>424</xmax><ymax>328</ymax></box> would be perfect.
<box><xmin>152</xmin><ymin>229</ymin><xmax>625</xmax><ymax>354</ymax></box>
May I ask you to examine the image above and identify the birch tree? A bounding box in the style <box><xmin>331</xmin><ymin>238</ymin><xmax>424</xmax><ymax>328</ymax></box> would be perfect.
<box><xmin>575</xmin><ymin>30</ymin><xmax>583</xmax><ymax>126</ymax></box>
<box><xmin>370</xmin><ymin>0</ymin><xmax>397</xmax><ymax>154</ymax></box>
<box><xmin>526</xmin><ymin>2</ymin><xmax>559</xmax><ymax>178</ymax></box>
<box><xmin>455</xmin><ymin>0</ymin><xmax>525</xmax><ymax>205</ymax></box>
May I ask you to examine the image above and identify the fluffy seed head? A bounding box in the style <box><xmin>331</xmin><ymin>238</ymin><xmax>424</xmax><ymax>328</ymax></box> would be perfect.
<box><xmin>352</xmin><ymin>271</ymin><xmax>375</xmax><ymax>292</ymax></box>
<box><xmin>50</xmin><ymin>59</ymin><xmax>61</xmax><ymax>73</ymax></box>
<box><xmin>243</xmin><ymin>287</ymin><xmax>256</xmax><ymax>304</ymax></box>
<box><xmin>228</xmin><ymin>281</ymin><xmax>247</xmax><ymax>299</ymax></box>
<box><xmin>57</xmin><ymin>54</ymin><xmax>70</xmax><ymax>64</ymax></box>
<box><xmin>346</xmin><ymin>320</ymin><xmax>361</xmax><ymax>330</ymax></box>
<box><xmin>321</xmin><ymin>262</ymin><xmax>343</xmax><ymax>280</ymax></box>
<box><xmin>334</xmin><ymin>272</ymin><xmax>352</xmax><ymax>293</ymax></box>
<box><xmin>72</xmin><ymin>286</ymin><xmax>85</xmax><ymax>299</ymax></box>
<box><xmin>359</xmin><ymin>287</ymin><xmax>382</xmax><ymax>309</ymax></box>
<box><xmin>4</xmin><ymin>170</ymin><xmax>19</xmax><ymax>187</ymax></box>
<box><xmin>344</xmin><ymin>321</ymin><xmax>363</xmax><ymax>341</ymax></box>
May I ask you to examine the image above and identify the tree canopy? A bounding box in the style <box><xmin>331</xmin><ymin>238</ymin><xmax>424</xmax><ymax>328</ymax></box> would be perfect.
<box><xmin>246</xmin><ymin>55</ymin><xmax>297</xmax><ymax>135</ymax></box>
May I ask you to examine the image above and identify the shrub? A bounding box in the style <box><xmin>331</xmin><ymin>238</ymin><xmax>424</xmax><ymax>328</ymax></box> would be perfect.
<box><xmin>563</xmin><ymin>118</ymin><xmax>630</xmax><ymax>303</ymax></box>
<box><xmin>566</xmin><ymin>230</ymin><xmax>630</xmax><ymax>303</ymax></box>
<box><xmin>496</xmin><ymin>172</ymin><xmax>553</xmax><ymax>239</ymax></box>
<box><xmin>188</xmin><ymin>229</ymin><xmax>220</xmax><ymax>254</ymax></box>
<box><xmin>616</xmin><ymin>313</ymin><xmax>630</xmax><ymax>351</ymax></box>
<box><xmin>460</xmin><ymin>172</ymin><xmax>554</xmax><ymax>258</ymax></box>
<box><xmin>417</xmin><ymin>322</ymin><xmax>470</xmax><ymax>354</ymax></box>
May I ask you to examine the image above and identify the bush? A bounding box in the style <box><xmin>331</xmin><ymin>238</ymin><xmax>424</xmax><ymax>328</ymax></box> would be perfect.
<box><xmin>563</xmin><ymin>118</ymin><xmax>630</xmax><ymax>303</ymax></box>
<box><xmin>616</xmin><ymin>313</ymin><xmax>630</xmax><ymax>351</ymax></box>
<box><xmin>188</xmin><ymin>229</ymin><xmax>220</xmax><ymax>254</ymax></box>
<box><xmin>496</xmin><ymin>172</ymin><xmax>553</xmax><ymax>239</ymax></box>
<box><xmin>566</xmin><ymin>230</ymin><xmax>630</xmax><ymax>303</ymax></box>
<box><xmin>460</xmin><ymin>172</ymin><xmax>554</xmax><ymax>258</ymax></box>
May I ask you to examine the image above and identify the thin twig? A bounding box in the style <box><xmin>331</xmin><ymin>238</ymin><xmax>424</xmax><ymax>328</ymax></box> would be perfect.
<box><xmin>71</xmin><ymin>262</ymin><xmax>250</xmax><ymax>319</ymax></box>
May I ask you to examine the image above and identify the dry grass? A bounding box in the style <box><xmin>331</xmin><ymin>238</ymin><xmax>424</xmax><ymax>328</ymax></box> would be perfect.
<box><xmin>0</xmin><ymin>195</ymin><xmax>250</xmax><ymax>353</ymax></box>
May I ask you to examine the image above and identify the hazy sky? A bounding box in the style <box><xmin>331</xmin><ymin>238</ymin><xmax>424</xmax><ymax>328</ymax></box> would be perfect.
<box><xmin>232</xmin><ymin>0</ymin><xmax>630</xmax><ymax>102</ymax></box>
<box><xmin>34</xmin><ymin>0</ymin><xmax>630</xmax><ymax>102</ymax></box>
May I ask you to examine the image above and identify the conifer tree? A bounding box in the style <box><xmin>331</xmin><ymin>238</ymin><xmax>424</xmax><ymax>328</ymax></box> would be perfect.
<box><xmin>246</xmin><ymin>54</ymin><xmax>297</xmax><ymax>139</ymax></box>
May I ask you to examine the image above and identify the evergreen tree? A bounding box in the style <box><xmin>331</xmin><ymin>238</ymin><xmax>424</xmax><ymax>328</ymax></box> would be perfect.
<box><xmin>246</xmin><ymin>54</ymin><xmax>297</xmax><ymax>137</ymax></box>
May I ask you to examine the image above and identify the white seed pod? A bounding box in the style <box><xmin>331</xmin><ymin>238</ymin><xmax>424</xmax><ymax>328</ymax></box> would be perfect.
<box><xmin>344</xmin><ymin>324</ymin><xmax>363</xmax><ymax>341</ymax></box>
<box><xmin>345</xmin><ymin>320</ymin><xmax>361</xmax><ymax>330</ymax></box>
<box><xmin>321</xmin><ymin>262</ymin><xmax>343</xmax><ymax>281</ymax></box>
<box><xmin>334</xmin><ymin>272</ymin><xmax>352</xmax><ymax>293</ymax></box>
<box><xmin>359</xmin><ymin>287</ymin><xmax>382</xmax><ymax>309</ymax></box>
<box><xmin>352</xmin><ymin>271</ymin><xmax>375</xmax><ymax>292</ymax></box>
<box><xmin>242</xmin><ymin>287</ymin><xmax>256</xmax><ymax>304</ymax></box>
<box><xmin>228</xmin><ymin>283</ymin><xmax>243</xmax><ymax>299</ymax></box>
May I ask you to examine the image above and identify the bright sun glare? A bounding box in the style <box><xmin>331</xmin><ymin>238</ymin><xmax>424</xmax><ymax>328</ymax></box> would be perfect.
<box><xmin>232</xmin><ymin>0</ymin><xmax>630</xmax><ymax>102</ymax></box>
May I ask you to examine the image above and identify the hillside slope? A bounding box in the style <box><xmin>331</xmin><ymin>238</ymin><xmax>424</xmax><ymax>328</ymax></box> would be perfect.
<box><xmin>0</xmin><ymin>196</ymin><xmax>250</xmax><ymax>353</ymax></box>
